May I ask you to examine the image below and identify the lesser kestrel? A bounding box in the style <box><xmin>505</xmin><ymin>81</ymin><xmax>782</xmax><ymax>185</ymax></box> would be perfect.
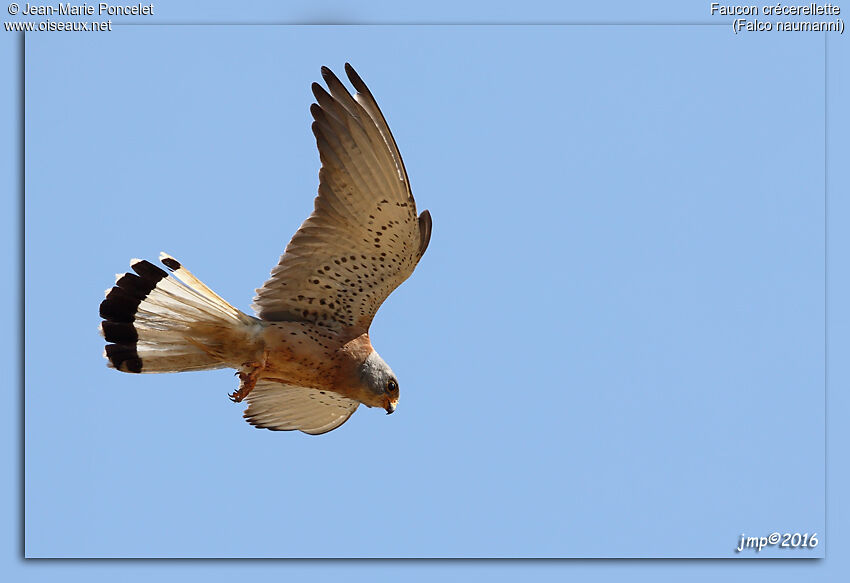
<box><xmin>99</xmin><ymin>64</ymin><xmax>431</xmax><ymax>435</ymax></box>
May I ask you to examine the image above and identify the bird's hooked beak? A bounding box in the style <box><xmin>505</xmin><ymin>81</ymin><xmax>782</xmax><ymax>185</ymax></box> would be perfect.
<box><xmin>385</xmin><ymin>399</ymin><xmax>397</xmax><ymax>415</ymax></box>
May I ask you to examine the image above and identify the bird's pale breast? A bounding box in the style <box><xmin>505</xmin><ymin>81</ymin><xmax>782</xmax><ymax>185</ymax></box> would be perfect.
<box><xmin>258</xmin><ymin>322</ymin><xmax>371</xmax><ymax>400</ymax></box>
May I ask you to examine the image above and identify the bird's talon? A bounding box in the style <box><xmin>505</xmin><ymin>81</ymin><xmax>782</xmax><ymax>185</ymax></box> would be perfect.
<box><xmin>229</xmin><ymin>361</ymin><xmax>263</xmax><ymax>403</ymax></box>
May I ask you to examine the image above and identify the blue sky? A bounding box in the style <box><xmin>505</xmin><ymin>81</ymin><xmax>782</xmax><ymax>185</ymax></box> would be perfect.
<box><xmin>2</xmin><ymin>0</ymin><xmax>849</xmax><ymax>580</ymax></box>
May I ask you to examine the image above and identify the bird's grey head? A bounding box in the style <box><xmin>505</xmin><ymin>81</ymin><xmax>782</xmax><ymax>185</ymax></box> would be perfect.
<box><xmin>358</xmin><ymin>351</ymin><xmax>399</xmax><ymax>414</ymax></box>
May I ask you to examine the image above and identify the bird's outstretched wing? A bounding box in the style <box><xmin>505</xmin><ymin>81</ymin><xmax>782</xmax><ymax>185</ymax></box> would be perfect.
<box><xmin>252</xmin><ymin>64</ymin><xmax>431</xmax><ymax>332</ymax></box>
<box><xmin>243</xmin><ymin>380</ymin><xmax>360</xmax><ymax>434</ymax></box>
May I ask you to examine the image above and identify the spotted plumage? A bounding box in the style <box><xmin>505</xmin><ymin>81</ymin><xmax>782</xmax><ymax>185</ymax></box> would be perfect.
<box><xmin>99</xmin><ymin>64</ymin><xmax>431</xmax><ymax>435</ymax></box>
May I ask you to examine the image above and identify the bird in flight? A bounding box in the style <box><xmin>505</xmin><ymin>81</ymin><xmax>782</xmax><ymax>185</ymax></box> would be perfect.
<box><xmin>99</xmin><ymin>64</ymin><xmax>431</xmax><ymax>435</ymax></box>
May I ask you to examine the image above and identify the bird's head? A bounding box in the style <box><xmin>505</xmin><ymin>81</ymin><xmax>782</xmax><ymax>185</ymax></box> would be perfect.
<box><xmin>356</xmin><ymin>351</ymin><xmax>399</xmax><ymax>414</ymax></box>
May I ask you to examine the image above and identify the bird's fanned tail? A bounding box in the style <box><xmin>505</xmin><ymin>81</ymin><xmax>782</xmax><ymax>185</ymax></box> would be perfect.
<box><xmin>99</xmin><ymin>253</ymin><xmax>259</xmax><ymax>374</ymax></box>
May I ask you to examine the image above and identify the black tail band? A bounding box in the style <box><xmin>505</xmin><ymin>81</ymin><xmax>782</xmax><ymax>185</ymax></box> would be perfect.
<box><xmin>101</xmin><ymin>259</ymin><xmax>169</xmax><ymax>372</ymax></box>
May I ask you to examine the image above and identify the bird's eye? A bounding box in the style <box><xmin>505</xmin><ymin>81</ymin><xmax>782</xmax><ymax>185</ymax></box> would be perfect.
<box><xmin>387</xmin><ymin>379</ymin><xmax>398</xmax><ymax>393</ymax></box>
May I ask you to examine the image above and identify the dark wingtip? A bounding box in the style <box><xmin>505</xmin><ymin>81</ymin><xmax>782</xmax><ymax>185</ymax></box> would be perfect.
<box><xmin>344</xmin><ymin>62</ymin><xmax>365</xmax><ymax>91</ymax></box>
<box><xmin>418</xmin><ymin>209</ymin><xmax>432</xmax><ymax>257</ymax></box>
<box><xmin>320</xmin><ymin>66</ymin><xmax>350</xmax><ymax>96</ymax></box>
